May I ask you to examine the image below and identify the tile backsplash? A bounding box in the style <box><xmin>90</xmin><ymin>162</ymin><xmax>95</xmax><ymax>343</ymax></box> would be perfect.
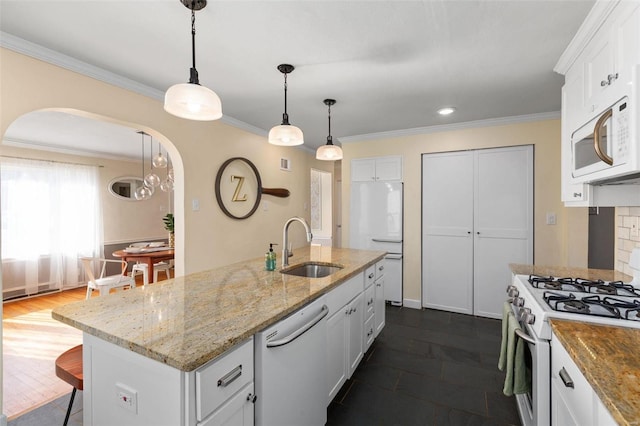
<box><xmin>616</xmin><ymin>207</ymin><xmax>640</xmax><ymax>276</ymax></box>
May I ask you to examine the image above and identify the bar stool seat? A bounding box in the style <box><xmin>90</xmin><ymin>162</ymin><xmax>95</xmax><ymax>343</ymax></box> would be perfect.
<box><xmin>55</xmin><ymin>345</ymin><xmax>83</xmax><ymax>426</ymax></box>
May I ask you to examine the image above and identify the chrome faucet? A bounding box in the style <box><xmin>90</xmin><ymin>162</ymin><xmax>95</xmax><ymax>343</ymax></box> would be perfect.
<box><xmin>282</xmin><ymin>217</ymin><xmax>313</xmax><ymax>267</ymax></box>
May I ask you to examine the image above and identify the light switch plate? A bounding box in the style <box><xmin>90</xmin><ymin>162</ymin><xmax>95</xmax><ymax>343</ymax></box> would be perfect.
<box><xmin>546</xmin><ymin>212</ymin><xmax>556</xmax><ymax>225</ymax></box>
<box><xmin>115</xmin><ymin>383</ymin><xmax>138</xmax><ymax>414</ymax></box>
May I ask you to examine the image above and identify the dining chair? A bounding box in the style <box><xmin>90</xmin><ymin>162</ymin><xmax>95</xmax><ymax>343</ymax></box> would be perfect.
<box><xmin>130</xmin><ymin>262</ymin><xmax>172</xmax><ymax>285</ymax></box>
<box><xmin>81</xmin><ymin>257</ymin><xmax>135</xmax><ymax>299</ymax></box>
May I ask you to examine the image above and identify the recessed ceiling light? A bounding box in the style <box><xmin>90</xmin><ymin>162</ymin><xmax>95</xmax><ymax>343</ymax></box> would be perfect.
<box><xmin>437</xmin><ymin>107</ymin><xmax>456</xmax><ymax>116</ymax></box>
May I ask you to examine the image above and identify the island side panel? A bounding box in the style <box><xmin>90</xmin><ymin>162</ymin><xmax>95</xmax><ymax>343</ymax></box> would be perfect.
<box><xmin>84</xmin><ymin>333</ymin><xmax>185</xmax><ymax>426</ymax></box>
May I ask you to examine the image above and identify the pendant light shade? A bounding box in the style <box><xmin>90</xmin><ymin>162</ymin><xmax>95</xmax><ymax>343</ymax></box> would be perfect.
<box><xmin>269</xmin><ymin>64</ymin><xmax>304</xmax><ymax>146</ymax></box>
<box><xmin>164</xmin><ymin>0</ymin><xmax>222</xmax><ymax>121</ymax></box>
<box><xmin>316</xmin><ymin>99</ymin><xmax>343</xmax><ymax>161</ymax></box>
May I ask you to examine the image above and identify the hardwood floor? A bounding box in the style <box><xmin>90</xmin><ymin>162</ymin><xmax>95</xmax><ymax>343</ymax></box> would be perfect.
<box><xmin>3</xmin><ymin>273</ymin><xmax>160</xmax><ymax>420</ymax></box>
<box><xmin>3</xmin><ymin>287</ymin><xmax>86</xmax><ymax>420</ymax></box>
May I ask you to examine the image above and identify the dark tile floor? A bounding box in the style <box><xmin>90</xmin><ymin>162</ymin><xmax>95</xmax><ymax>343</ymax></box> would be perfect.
<box><xmin>8</xmin><ymin>306</ymin><xmax>520</xmax><ymax>426</ymax></box>
<box><xmin>327</xmin><ymin>306</ymin><xmax>521</xmax><ymax>426</ymax></box>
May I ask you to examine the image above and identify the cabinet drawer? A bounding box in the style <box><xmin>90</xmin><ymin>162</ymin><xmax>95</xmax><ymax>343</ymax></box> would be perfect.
<box><xmin>196</xmin><ymin>338</ymin><xmax>254</xmax><ymax>422</ymax></box>
<box><xmin>365</xmin><ymin>265</ymin><xmax>375</xmax><ymax>288</ymax></box>
<box><xmin>551</xmin><ymin>335</ymin><xmax>593</xmax><ymax>426</ymax></box>
<box><xmin>375</xmin><ymin>260</ymin><xmax>385</xmax><ymax>280</ymax></box>
<box><xmin>364</xmin><ymin>284</ymin><xmax>375</xmax><ymax>318</ymax></box>
<box><xmin>364</xmin><ymin>316</ymin><xmax>375</xmax><ymax>353</ymax></box>
<box><xmin>326</xmin><ymin>273</ymin><xmax>363</xmax><ymax>315</ymax></box>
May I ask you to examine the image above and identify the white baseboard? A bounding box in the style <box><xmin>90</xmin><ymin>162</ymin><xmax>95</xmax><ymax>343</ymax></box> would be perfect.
<box><xmin>402</xmin><ymin>298</ymin><xmax>421</xmax><ymax>309</ymax></box>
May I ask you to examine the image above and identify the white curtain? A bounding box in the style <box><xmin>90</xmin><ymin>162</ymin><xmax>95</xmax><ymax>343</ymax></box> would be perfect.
<box><xmin>1</xmin><ymin>157</ymin><xmax>103</xmax><ymax>298</ymax></box>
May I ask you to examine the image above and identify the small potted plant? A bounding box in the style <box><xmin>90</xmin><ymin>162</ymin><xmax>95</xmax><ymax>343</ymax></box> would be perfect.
<box><xmin>163</xmin><ymin>213</ymin><xmax>175</xmax><ymax>248</ymax></box>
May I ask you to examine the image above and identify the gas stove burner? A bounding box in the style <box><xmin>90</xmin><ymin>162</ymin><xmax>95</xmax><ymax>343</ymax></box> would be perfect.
<box><xmin>564</xmin><ymin>300</ymin><xmax>590</xmax><ymax>313</ymax></box>
<box><xmin>595</xmin><ymin>284</ymin><xmax>617</xmax><ymax>295</ymax></box>
<box><xmin>544</xmin><ymin>281</ymin><xmax>562</xmax><ymax>290</ymax></box>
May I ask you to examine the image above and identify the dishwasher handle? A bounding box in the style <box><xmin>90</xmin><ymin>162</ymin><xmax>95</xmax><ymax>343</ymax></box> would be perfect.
<box><xmin>267</xmin><ymin>304</ymin><xmax>329</xmax><ymax>348</ymax></box>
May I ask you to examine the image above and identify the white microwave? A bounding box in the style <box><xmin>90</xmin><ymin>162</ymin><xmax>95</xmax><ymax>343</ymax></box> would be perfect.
<box><xmin>571</xmin><ymin>96</ymin><xmax>633</xmax><ymax>183</ymax></box>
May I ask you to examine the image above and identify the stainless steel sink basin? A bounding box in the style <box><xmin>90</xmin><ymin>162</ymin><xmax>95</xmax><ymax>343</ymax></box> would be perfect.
<box><xmin>280</xmin><ymin>262</ymin><xmax>343</xmax><ymax>278</ymax></box>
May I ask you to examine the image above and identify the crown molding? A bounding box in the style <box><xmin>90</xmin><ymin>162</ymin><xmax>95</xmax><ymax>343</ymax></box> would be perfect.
<box><xmin>2</xmin><ymin>137</ymin><xmax>139</xmax><ymax>163</ymax></box>
<box><xmin>339</xmin><ymin>111</ymin><xmax>561</xmax><ymax>144</ymax></box>
<box><xmin>553</xmin><ymin>0</ymin><xmax>619</xmax><ymax>75</ymax></box>
<box><xmin>0</xmin><ymin>32</ymin><xmax>268</xmax><ymax>138</ymax></box>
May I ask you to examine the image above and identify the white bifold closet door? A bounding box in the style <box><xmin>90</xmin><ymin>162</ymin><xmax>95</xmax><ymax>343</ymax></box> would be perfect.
<box><xmin>422</xmin><ymin>146</ymin><xmax>533</xmax><ymax>318</ymax></box>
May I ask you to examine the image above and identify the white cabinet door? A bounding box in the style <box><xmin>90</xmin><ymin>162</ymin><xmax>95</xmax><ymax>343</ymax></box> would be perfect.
<box><xmin>583</xmin><ymin>28</ymin><xmax>615</xmax><ymax>115</ymax></box>
<box><xmin>473</xmin><ymin>146</ymin><xmax>533</xmax><ymax>318</ymax></box>
<box><xmin>346</xmin><ymin>292</ymin><xmax>364</xmax><ymax>378</ymax></box>
<box><xmin>326</xmin><ymin>309</ymin><xmax>347</xmax><ymax>404</ymax></box>
<box><xmin>375</xmin><ymin>156</ymin><xmax>403</xmax><ymax>181</ymax></box>
<box><xmin>422</xmin><ymin>147</ymin><xmax>533</xmax><ymax>318</ymax></box>
<box><xmin>374</xmin><ymin>276</ymin><xmax>385</xmax><ymax>337</ymax></box>
<box><xmin>613</xmin><ymin>2</ymin><xmax>640</xmax><ymax>92</ymax></box>
<box><xmin>422</xmin><ymin>151</ymin><xmax>474</xmax><ymax>314</ymax></box>
<box><xmin>198</xmin><ymin>383</ymin><xmax>254</xmax><ymax>426</ymax></box>
<box><xmin>351</xmin><ymin>159</ymin><xmax>376</xmax><ymax>182</ymax></box>
<box><xmin>351</xmin><ymin>156</ymin><xmax>403</xmax><ymax>182</ymax></box>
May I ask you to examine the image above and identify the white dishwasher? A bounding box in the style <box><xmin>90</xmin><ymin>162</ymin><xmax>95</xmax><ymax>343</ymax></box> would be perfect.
<box><xmin>255</xmin><ymin>295</ymin><xmax>328</xmax><ymax>426</ymax></box>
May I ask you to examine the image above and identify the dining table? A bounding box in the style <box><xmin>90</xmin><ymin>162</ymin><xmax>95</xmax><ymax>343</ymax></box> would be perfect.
<box><xmin>112</xmin><ymin>248</ymin><xmax>175</xmax><ymax>284</ymax></box>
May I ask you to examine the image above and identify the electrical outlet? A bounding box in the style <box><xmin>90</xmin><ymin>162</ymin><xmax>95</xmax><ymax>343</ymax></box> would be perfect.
<box><xmin>115</xmin><ymin>383</ymin><xmax>138</xmax><ymax>413</ymax></box>
<box><xmin>192</xmin><ymin>198</ymin><xmax>200</xmax><ymax>211</ymax></box>
<box><xmin>631</xmin><ymin>217</ymin><xmax>640</xmax><ymax>238</ymax></box>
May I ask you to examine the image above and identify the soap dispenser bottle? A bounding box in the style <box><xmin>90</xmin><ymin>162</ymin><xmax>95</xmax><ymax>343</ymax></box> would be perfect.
<box><xmin>265</xmin><ymin>243</ymin><xmax>277</xmax><ymax>271</ymax></box>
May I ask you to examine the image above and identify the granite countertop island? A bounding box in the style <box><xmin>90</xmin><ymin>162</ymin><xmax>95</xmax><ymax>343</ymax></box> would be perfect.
<box><xmin>551</xmin><ymin>320</ymin><xmax>640</xmax><ymax>426</ymax></box>
<box><xmin>53</xmin><ymin>246</ymin><xmax>385</xmax><ymax>372</ymax></box>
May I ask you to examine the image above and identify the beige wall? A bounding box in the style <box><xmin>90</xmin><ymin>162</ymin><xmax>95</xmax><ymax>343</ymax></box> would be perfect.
<box><xmin>0</xmin><ymin>48</ymin><xmax>332</xmax><ymax>276</ymax></box>
<box><xmin>341</xmin><ymin>119</ymin><xmax>589</xmax><ymax>304</ymax></box>
<box><xmin>616</xmin><ymin>207</ymin><xmax>640</xmax><ymax>275</ymax></box>
<box><xmin>0</xmin><ymin>145</ymin><xmax>171</xmax><ymax>244</ymax></box>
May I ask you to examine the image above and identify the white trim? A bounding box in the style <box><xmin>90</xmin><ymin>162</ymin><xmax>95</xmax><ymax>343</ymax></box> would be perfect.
<box><xmin>339</xmin><ymin>111</ymin><xmax>560</xmax><ymax>144</ymax></box>
<box><xmin>104</xmin><ymin>237</ymin><xmax>169</xmax><ymax>246</ymax></box>
<box><xmin>2</xmin><ymin>137</ymin><xmax>139</xmax><ymax>162</ymax></box>
<box><xmin>0</xmin><ymin>32</ymin><xmax>268</xmax><ymax>139</ymax></box>
<box><xmin>553</xmin><ymin>0</ymin><xmax>619</xmax><ymax>75</ymax></box>
<box><xmin>402</xmin><ymin>298</ymin><xmax>422</xmax><ymax>310</ymax></box>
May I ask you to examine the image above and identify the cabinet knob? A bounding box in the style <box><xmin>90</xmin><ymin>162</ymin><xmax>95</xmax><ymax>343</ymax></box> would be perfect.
<box><xmin>573</xmin><ymin>192</ymin><xmax>582</xmax><ymax>198</ymax></box>
<box><xmin>368</xmin><ymin>273</ymin><xmax>375</xmax><ymax>279</ymax></box>
<box><xmin>247</xmin><ymin>393</ymin><xmax>258</xmax><ymax>403</ymax></box>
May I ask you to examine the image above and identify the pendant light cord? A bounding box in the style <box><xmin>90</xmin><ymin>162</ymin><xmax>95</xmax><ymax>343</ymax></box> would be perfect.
<box><xmin>327</xmin><ymin>103</ymin><xmax>333</xmax><ymax>144</ymax></box>
<box><xmin>189</xmin><ymin>8</ymin><xmax>200</xmax><ymax>85</ymax></box>
<box><xmin>281</xmin><ymin>72</ymin><xmax>289</xmax><ymax>125</ymax></box>
<box><xmin>141</xmin><ymin>133</ymin><xmax>146</xmax><ymax>178</ymax></box>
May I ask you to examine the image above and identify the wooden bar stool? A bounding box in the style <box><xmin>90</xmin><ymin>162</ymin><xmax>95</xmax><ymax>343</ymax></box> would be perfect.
<box><xmin>55</xmin><ymin>345</ymin><xmax>83</xmax><ymax>426</ymax></box>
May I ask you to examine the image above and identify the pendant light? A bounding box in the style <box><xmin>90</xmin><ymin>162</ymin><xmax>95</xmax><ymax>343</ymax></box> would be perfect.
<box><xmin>316</xmin><ymin>99</ymin><xmax>343</xmax><ymax>161</ymax></box>
<box><xmin>135</xmin><ymin>131</ymin><xmax>153</xmax><ymax>200</ymax></box>
<box><xmin>153</xmin><ymin>140</ymin><xmax>168</xmax><ymax>169</ymax></box>
<box><xmin>144</xmin><ymin>136</ymin><xmax>161</xmax><ymax>188</ymax></box>
<box><xmin>164</xmin><ymin>0</ymin><xmax>222</xmax><ymax>121</ymax></box>
<box><xmin>268</xmin><ymin>64</ymin><xmax>304</xmax><ymax>146</ymax></box>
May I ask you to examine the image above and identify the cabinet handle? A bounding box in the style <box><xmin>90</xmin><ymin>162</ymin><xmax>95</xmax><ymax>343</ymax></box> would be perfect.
<box><xmin>559</xmin><ymin>367</ymin><xmax>574</xmax><ymax>388</ymax></box>
<box><xmin>247</xmin><ymin>393</ymin><xmax>257</xmax><ymax>403</ymax></box>
<box><xmin>368</xmin><ymin>273</ymin><xmax>375</xmax><ymax>279</ymax></box>
<box><xmin>217</xmin><ymin>365</ymin><xmax>242</xmax><ymax>387</ymax></box>
<box><xmin>367</xmin><ymin>329</ymin><xmax>373</xmax><ymax>337</ymax></box>
<box><xmin>378</xmin><ymin>266</ymin><xmax>384</xmax><ymax>271</ymax></box>
<box><xmin>573</xmin><ymin>192</ymin><xmax>582</xmax><ymax>198</ymax></box>
<box><xmin>376</xmin><ymin>282</ymin><xmax>381</xmax><ymax>287</ymax></box>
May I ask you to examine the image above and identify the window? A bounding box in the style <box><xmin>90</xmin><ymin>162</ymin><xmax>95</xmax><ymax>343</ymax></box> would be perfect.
<box><xmin>1</xmin><ymin>157</ymin><xmax>102</xmax><ymax>299</ymax></box>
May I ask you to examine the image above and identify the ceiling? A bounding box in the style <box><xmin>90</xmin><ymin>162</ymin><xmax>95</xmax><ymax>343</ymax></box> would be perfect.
<box><xmin>0</xmin><ymin>0</ymin><xmax>595</xmax><ymax>159</ymax></box>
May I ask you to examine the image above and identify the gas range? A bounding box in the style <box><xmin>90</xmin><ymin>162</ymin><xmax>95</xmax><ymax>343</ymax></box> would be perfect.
<box><xmin>510</xmin><ymin>273</ymin><xmax>640</xmax><ymax>340</ymax></box>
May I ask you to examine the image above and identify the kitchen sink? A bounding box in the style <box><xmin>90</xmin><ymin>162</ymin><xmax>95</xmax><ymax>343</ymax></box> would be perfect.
<box><xmin>280</xmin><ymin>262</ymin><xmax>343</xmax><ymax>278</ymax></box>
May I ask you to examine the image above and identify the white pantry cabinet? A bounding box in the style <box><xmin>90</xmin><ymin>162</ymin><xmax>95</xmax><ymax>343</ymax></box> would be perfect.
<box><xmin>551</xmin><ymin>333</ymin><xmax>616</xmax><ymax>426</ymax></box>
<box><xmin>351</xmin><ymin>156</ymin><xmax>403</xmax><ymax>182</ymax></box>
<box><xmin>422</xmin><ymin>147</ymin><xmax>533</xmax><ymax>318</ymax></box>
